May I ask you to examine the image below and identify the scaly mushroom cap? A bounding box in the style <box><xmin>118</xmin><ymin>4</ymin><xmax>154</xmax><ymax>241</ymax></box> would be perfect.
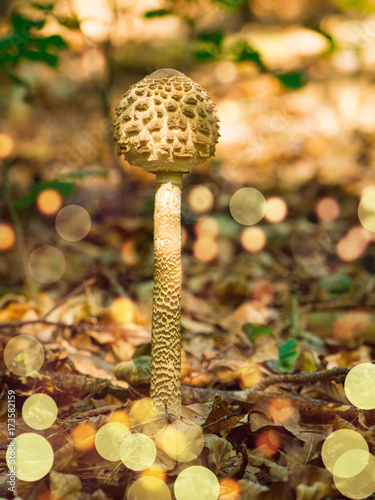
<box><xmin>113</xmin><ymin>68</ymin><xmax>220</xmax><ymax>173</ymax></box>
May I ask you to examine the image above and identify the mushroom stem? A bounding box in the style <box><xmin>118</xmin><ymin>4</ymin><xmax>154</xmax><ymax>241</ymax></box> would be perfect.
<box><xmin>150</xmin><ymin>171</ymin><xmax>184</xmax><ymax>417</ymax></box>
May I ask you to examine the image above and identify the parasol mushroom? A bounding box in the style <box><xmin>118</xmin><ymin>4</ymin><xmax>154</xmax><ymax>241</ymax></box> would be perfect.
<box><xmin>113</xmin><ymin>68</ymin><xmax>220</xmax><ymax>418</ymax></box>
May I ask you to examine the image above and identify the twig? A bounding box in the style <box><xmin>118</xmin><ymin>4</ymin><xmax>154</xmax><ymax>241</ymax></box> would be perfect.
<box><xmin>202</xmin><ymin>410</ymin><xmax>241</xmax><ymax>430</ymax></box>
<box><xmin>0</xmin><ymin>317</ymin><xmax>127</xmax><ymax>334</ymax></box>
<box><xmin>41</xmin><ymin>277</ymin><xmax>96</xmax><ymax>319</ymax></box>
<box><xmin>252</xmin><ymin>367</ymin><xmax>350</xmax><ymax>392</ymax></box>
<box><xmin>1</xmin><ymin>160</ymin><xmax>38</xmax><ymax>301</ymax></box>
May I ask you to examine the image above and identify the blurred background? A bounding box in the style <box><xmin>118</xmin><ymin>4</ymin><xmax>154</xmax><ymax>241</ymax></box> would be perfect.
<box><xmin>1</xmin><ymin>0</ymin><xmax>375</xmax><ymax>317</ymax></box>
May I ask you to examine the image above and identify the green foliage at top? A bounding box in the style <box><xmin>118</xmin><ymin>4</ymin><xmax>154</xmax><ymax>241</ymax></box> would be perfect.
<box><xmin>213</xmin><ymin>0</ymin><xmax>247</xmax><ymax>10</ymax></box>
<box><xmin>0</xmin><ymin>3</ymin><xmax>71</xmax><ymax>85</ymax></box>
<box><xmin>144</xmin><ymin>9</ymin><xmax>172</xmax><ymax>18</ymax></box>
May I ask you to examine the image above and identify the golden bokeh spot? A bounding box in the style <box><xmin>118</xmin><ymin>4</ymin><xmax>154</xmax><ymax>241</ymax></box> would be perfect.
<box><xmin>36</xmin><ymin>189</ymin><xmax>63</xmax><ymax>216</ymax></box>
<box><xmin>121</xmin><ymin>240</ymin><xmax>139</xmax><ymax>266</ymax></box>
<box><xmin>108</xmin><ymin>408</ymin><xmax>131</xmax><ymax>428</ymax></box>
<box><xmin>187</xmin><ymin>184</ymin><xmax>214</xmax><ymax>214</ymax></box>
<box><xmin>315</xmin><ymin>197</ymin><xmax>340</xmax><ymax>222</ymax></box>
<box><xmin>344</xmin><ymin>363</ymin><xmax>375</xmax><ymax>410</ymax></box>
<box><xmin>0</xmin><ymin>134</ymin><xmax>14</xmax><ymax>158</ymax></box>
<box><xmin>0</xmin><ymin>223</ymin><xmax>16</xmax><ymax>251</ymax></box>
<box><xmin>119</xmin><ymin>433</ymin><xmax>156</xmax><ymax>471</ymax></box>
<box><xmin>6</xmin><ymin>433</ymin><xmax>53</xmax><ymax>482</ymax></box>
<box><xmin>193</xmin><ymin>236</ymin><xmax>219</xmax><ymax>262</ymax></box>
<box><xmin>336</xmin><ymin>227</ymin><xmax>369</xmax><ymax>262</ymax></box>
<box><xmin>229</xmin><ymin>188</ymin><xmax>267</xmax><ymax>226</ymax></box>
<box><xmin>159</xmin><ymin>418</ymin><xmax>204</xmax><ymax>462</ymax></box>
<box><xmin>268</xmin><ymin>398</ymin><xmax>297</xmax><ymax>424</ymax></box>
<box><xmin>110</xmin><ymin>296</ymin><xmax>139</xmax><ymax>325</ymax></box>
<box><xmin>240</xmin><ymin>359</ymin><xmax>264</xmax><ymax>388</ymax></box>
<box><xmin>127</xmin><ymin>476</ymin><xmax>171</xmax><ymax>500</ymax></box>
<box><xmin>174</xmin><ymin>466</ymin><xmax>220</xmax><ymax>500</ymax></box>
<box><xmin>265</xmin><ymin>197</ymin><xmax>288</xmax><ymax>223</ymax></box>
<box><xmin>219</xmin><ymin>477</ymin><xmax>241</xmax><ymax>500</ymax></box>
<box><xmin>333</xmin><ymin>453</ymin><xmax>375</xmax><ymax>499</ymax></box>
<box><xmin>95</xmin><ymin>422</ymin><xmax>130</xmax><ymax>461</ymax></box>
<box><xmin>55</xmin><ymin>205</ymin><xmax>91</xmax><ymax>242</ymax></box>
<box><xmin>4</xmin><ymin>335</ymin><xmax>44</xmax><ymax>376</ymax></box>
<box><xmin>22</xmin><ymin>393</ymin><xmax>57</xmax><ymax>430</ymax></box>
<box><xmin>140</xmin><ymin>464</ymin><xmax>167</xmax><ymax>483</ymax></box>
<box><xmin>240</xmin><ymin>227</ymin><xmax>267</xmax><ymax>253</ymax></box>
<box><xmin>195</xmin><ymin>217</ymin><xmax>219</xmax><ymax>239</ymax></box>
<box><xmin>358</xmin><ymin>191</ymin><xmax>375</xmax><ymax>233</ymax></box>
<box><xmin>321</xmin><ymin>429</ymin><xmax>369</xmax><ymax>476</ymax></box>
<box><xmin>129</xmin><ymin>398</ymin><xmax>157</xmax><ymax>427</ymax></box>
<box><xmin>71</xmin><ymin>422</ymin><xmax>96</xmax><ymax>452</ymax></box>
<box><xmin>333</xmin><ymin>448</ymin><xmax>370</xmax><ymax>479</ymax></box>
<box><xmin>28</xmin><ymin>245</ymin><xmax>66</xmax><ymax>284</ymax></box>
<box><xmin>255</xmin><ymin>429</ymin><xmax>280</xmax><ymax>456</ymax></box>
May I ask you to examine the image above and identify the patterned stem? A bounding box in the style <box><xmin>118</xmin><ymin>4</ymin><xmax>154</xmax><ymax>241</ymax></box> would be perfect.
<box><xmin>150</xmin><ymin>172</ymin><xmax>183</xmax><ymax>418</ymax></box>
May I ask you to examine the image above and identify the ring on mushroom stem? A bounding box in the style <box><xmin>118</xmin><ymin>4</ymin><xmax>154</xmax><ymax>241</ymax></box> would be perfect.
<box><xmin>114</xmin><ymin>68</ymin><xmax>220</xmax><ymax>418</ymax></box>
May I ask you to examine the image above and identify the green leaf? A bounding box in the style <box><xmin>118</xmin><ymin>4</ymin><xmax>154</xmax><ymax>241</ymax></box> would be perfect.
<box><xmin>14</xmin><ymin>181</ymin><xmax>75</xmax><ymax>211</ymax></box>
<box><xmin>214</xmin><ymin>0</ymin><xmax>247</xmax><ymax>10</ymax></box>
<box><xmin>56</xmin><ymin>16</ymin><xmax>80</xmax><ymax>30</ymax></box>
<box><xmin>144</xmin><ymin>9</ymin><xmax>172</xmax><ymax>18</ymax></box>
<box><xmin>20</xmin><ymin>48</ymin><xmax>58</xmax><ymax>66</ymax></box>
<box><xmin>277</xmin><ymin>339</ymin><xmax>299</xmax><ymax>373</ymax></box>
<box><xmin>276</xmin><ymin>71</ymin><xmax>306</xmax><ymax>89</ymax></box>
<box><xmin>196</xmin><ymin>31</ymin><xmax>224</xmax><ymax>47</ymax></box>
<box><xmin>12</xmin><ymin>14</ymin><xmax>45</xmax><ymax>35</ymax></box>
<box><xmin>229</xmin><ymin>40</ymin><xmax>266</xmax><ymax>70</ymax></box>
<box><xmin>38</xmin><ymin>34</ymin><xmax>68</xmax><ymax>49</ymax></box>
<box><xmin>30</xmin><ymin>2</ymin><xmax>54</xmax><ymax>11</ymax></box>
<box><xmin>243</xmin><ymin>323</ymin><xmax>274</xmax><ymax>342</ymax></box>
<box><xmin>321</xmin><ymin>273</ymin><xmax>352</xmax><ymax>295</ymax></box>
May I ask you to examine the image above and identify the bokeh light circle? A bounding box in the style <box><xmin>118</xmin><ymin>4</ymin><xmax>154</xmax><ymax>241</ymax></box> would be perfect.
<box><xmin>265</xmin><ymin>197</ymin><xmax>288</xmax><ymax>223</ymax></box>
<box><xmin>321</xmin><ymin>429</ymin><xmax>369</xmax><ymax>476</ymax></box>
<box><xmin>358</xmin><ymin>191</ymin><xmax>375</xmax><ymax>232</ymax></box>
<box><xmin>28</xmin><ymin>245</ymin><xmax>66</xmax><ymax>284</ymax></box>
<box><xmin>71</xmin><ymin>423</ymin><xmax>96</xmax><ymax>452</ymax></box>
<box><xmin>240</xmin><ymin>227</ymin><xmax>267</xmax><ymax>253</ymax></box>
<box><xmin>95</xmin><ymin>422</ymin><xmax>131</xmax><ymax>461</ymax></box>
<box><xmin>4</xmin><ymin>335</ymin><xmax>44</xmax><ymax>376</ymax></box>
<box><xmin>182</xmin><ymin>185</ymin><xmax>215</xmax><ymax>221</ymax></box>
<box><xmin>229</xmin><ymin>188</ymin><xmax>267</xmax><ymax>226</ymax></box>
<box><xmin>0</xmin><ymin>134</ymin><xmax>14</xmax><ymax>158</ymax></box>
<box><xmin>127</xmin><ymin>476</ymin><xmax>171</xmax><ymax>500</ymax></box>
<box><xmin>290</xmin><ymin>225</ymin><xmax>330</xmax><ymax>267</ymax></box>
<box><xmin>120</xmin><ymin>433</ymin><xmax>156</xmax><ymax>471</ymax></box>
<box><xmin>55</xmin><ymin>205</ymin><xmax>92</xmax><ymax>242</ymax></box>
<box><xmin>344</xmin><ymin>363</ymin><xmax>375</xmax><ymax>410</ymax></box>
<box><xmin>22</xmin><ymin>394</ymin><xmax>57</xmax><ymax>430</ymax></box>
<box><xmin>36</xmin><ymin>189</ymin><xmax>63</xmax><ymax>216</ymax></box>
<box><xmin>333</xmin><ymin>448</ymin><xmax>370</xmax><ymax>479</ymax></box>
<box><xmin>174</xmin><ymin>466</ymin><xmax>220</xmax><ymax>500</ymax></box>
<box><xmin>193</xmin><ymin>236</ymin><xmax>219</xmax><ymax>262</ymax></box>
<box><xmin>6</xmin><ymin>433</ymin><xmax>54</xmax><ymax>481</ymax></box>
<box><xmin>160</xmin><ymin>419</ymin><xmax>204</xmax><ymax>462</ymax></box>
<box><xmin>334</xmin><ymin>453</ymin><xmax>375</xmax><ymax>499</ymax></box>
<box><xmin>0</xmin><ymin>223</ymin><xmax>16</xmax><ymax>251</ymax></box>
<box><xmin>315</xmin><ymin>197</ymin><xmax>340</xmax><ymax>222</ymax></box>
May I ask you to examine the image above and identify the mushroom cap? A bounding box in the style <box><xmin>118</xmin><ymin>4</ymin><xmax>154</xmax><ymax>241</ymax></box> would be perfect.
<box><xmin>113</xmin><ymin>68</ymin><xmax>220</xmax><ymax>174</ymax></box>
